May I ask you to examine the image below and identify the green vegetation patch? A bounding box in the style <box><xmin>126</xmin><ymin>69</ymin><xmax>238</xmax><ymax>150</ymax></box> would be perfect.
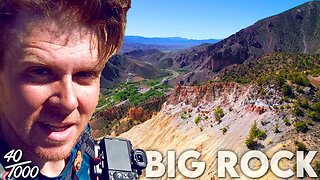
<box><xmin>246</xmin><ymin>120</ymin><xmax>267</xmax><ymax>149</ymax></box>
<box><xmin>294</xmin><ymin>121</ymin><xmax>309</xmax><ymax>133</ymax></box>
<box><xmin>218</xmin><ymin>52</ymin><xmax>320</xmax><ymax>86</ymax></box>
<box><xmin>213</xmin><ymin>106</ymin><xmax>224</xmax><ymax>122</ymax></box>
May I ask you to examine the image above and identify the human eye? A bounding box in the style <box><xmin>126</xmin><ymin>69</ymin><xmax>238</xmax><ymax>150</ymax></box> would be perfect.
<box><xmin>74</xmin><ymin>71</ymin><xmax>99</xmax><ymax>85</ymax></box>
<box><xmin>27</xmin><ymin>67</ymin><xmax>54</xmax><ymax>78</ymax></box>
<box><xmin>29</xmin><ymin>67</ymin><xmax>52</xmax><ymax>76</ymax></box>
<box><xmin>24</xmin><ymin>67</ymin><xmax>55</xmax><ymax>84</ymax></box>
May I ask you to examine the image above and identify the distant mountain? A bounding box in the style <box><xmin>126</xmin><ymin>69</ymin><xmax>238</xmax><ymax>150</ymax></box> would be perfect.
<box><xmin>100</xmin><ymin>54</ymin><xmax>169</xmax><ymax>88</ymax></box>
<box><xmin>121</xmin><ymin>36</ymin><xmax>220</xmax><ymax>52</ymax></box>
<box><xmin>170</xmin><ymin>1</ymin><xmax>320</xmax><ymax>84</ymax></box>
<box><xmin>124</xmin><ymin>36</ymin><xmax>219</xmax><ymax>45</ymax></box>
<box><xmin>123</xmin><ymin>48</ymin><xmax>177</xmax><ymax>68</ymax></box>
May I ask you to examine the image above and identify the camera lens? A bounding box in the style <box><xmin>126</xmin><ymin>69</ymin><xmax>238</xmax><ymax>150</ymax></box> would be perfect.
<box><xmin>133</xmin><ymin>149</ymin><xmax>147</xmax><ymax>168</ymax></box>
<box><xmin>136</xmin><ymin>154</ymin><xmax>143</xmax><ymax>162</ymax></box>
<box><xmin>113</xmin><ymin>172</ymin><xmax>124</xmax><ymax>180</ymax></box>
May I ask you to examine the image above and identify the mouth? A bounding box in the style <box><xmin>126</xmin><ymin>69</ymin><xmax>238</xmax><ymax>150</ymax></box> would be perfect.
<box><xmin>38</xmin><ymin>122</ymin><xmax>76</xmax><ymax>142</ymax></box>
<box><xmin>42</xmin><ymin>122</ymin><xmax>73</xmax><ymax>131</ymax></box>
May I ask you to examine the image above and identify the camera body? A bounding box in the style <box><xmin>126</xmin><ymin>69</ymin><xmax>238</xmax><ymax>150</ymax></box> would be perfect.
<box><xmin>91</xmin><ymin>138</ymin><xmax>148</xmax><ymax>180</ymax></box>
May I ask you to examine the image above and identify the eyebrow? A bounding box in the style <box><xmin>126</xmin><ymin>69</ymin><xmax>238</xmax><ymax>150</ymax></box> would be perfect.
<box><xmin>20</xmin><ymin>53</ymin><xmax>105</xmax><ymax>72</ymax></box>
<box><xmin>20</xmin><ymin>54</ymin><xmax>47</xmax><ymax>65</ymax></box>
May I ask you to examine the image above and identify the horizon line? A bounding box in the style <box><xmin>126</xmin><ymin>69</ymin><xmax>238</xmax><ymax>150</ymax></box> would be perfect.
<box><xmin>124</xmin><ymin>34</ymin><xmax>224</xmax><ymax>41</ymax></box>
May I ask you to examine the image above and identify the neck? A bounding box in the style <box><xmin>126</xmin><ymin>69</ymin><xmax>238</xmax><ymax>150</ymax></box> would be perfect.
<box><xmin>40</xmin><ymin>160</ymin><xmax>66</xmax><ymax>177</ymax></box>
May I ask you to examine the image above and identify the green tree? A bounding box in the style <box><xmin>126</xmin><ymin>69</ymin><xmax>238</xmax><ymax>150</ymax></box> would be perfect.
<box><xmin>246</xmin><ymin>121</ymin><xmax>258</xmax><ymax>149</ymax></box>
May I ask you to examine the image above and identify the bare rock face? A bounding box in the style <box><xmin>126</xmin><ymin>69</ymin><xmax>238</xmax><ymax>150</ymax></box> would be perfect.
<box><xmin>246</xmin><ymin>103</ymin><xmax>267</xmax><ymax>114</ymax></box>
<box><xmin>127</xmin><ymin>107</ymin><xmax>149</xmax><ymax>122</ymax></box>
<box><xmin>166</xmin><ymin>82</ymin><xmax>243</xmax><ymax>107</ymax></box>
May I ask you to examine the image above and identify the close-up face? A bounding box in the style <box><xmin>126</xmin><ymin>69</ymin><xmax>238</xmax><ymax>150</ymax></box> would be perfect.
<box><xmin>0</xmin><ymin>19</ymin><xmax>102</xmax><ymax>162</ymax></box>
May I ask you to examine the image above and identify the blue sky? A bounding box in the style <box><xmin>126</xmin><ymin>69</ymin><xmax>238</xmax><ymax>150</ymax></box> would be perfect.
<box><xmin>125</xmin><ymin>0</ymin><xmax>313</xmax><ymax>39</ymax></box>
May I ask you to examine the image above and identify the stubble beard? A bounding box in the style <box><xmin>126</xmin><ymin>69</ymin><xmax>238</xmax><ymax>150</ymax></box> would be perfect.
<box><xmin>32</xmin><ymin>141</ymin><xmax>76</xmax><ymax>161</ymax></box>
<box><xmin>23</xmin><ymin>122</ymin><xmax>83</xmax><ymax>162</ymax></box>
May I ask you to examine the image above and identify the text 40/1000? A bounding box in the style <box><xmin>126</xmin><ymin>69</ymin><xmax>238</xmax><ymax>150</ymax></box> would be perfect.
<box><xmin>3</xmin><ymin>149</ymin><xmax>39</xmax><ymax>179</ymax></box>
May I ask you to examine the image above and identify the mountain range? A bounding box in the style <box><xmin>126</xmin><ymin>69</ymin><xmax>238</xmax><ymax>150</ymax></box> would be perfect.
<box><xmin>172</xmin><ymin>1</ymin><xmax>320</xmax><ymax>73</ymax></box>
<box><xmin>121</xmin><ymin>36</ymin><xmax>220</xmax><ymax>52</ymax></box>
<box><xmin>116</xmin><ymin>1</ymin><xmax>320</xmax><ymax>85</ymax></box>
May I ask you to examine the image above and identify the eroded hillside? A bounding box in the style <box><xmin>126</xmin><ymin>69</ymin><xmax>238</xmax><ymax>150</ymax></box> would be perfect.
<box><xmin>119</xmin><ymin>80</ymin><xmax>320</xmax><ymax>179</ymax></box>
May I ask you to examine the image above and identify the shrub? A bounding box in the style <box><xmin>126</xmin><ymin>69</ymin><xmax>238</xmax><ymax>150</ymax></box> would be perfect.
<box><xmin>256</xmin><ymin>130</ymin><xmax>266</xmax><ymax>139</ymax></box>
<box><xmin>293</xmin><ymin>104</ymin><xmax>304</xmax><ymax>116</ymax></box>
<box><xmin>305</xmin><ymin>120</ymin><xmax>314</xmax><ymax>126</ymax></box>
<box><xmin>294</xmin><ymin>141</ymin><xmax>307</xmax><ymax>151</ymax></box>
<box><xmin>300</xmin><ymin>98</ymin><xmax>309</xmax><ymax>109</ymax></box>
<box><xmin>194</xmin><ymin>116</ymin><xmax>200</xmax><ymax>125</ymax></box>
<box><xmin>181</xmin><ymin>112</ymin><xmax>186</xmax><ymax>119</ymax></box>
<box><xmin>315</xmin><ymin>161</ymin><xmax>320</xmax><ymax>175</ymax></box>
<box><xmin>283</xmin><ymin>118</ymin><xmax>290</xmax><ymax>126</ymax></box>
<box><xmin>214</xmin><ymin>107</ymin><xmax>224</xmax><ymax>122</ymax></box>
<box><xmin>221</xmin><ymin>127</ymin><xmax>228</xmax><ymax>135</ymax></box>
<box><xmin>307</xmin><ymin>110</ymin><xmax>320</xmax><ymax>121</ymax></box>
<box><xmin>274</xmin><ymin>124</ymin><xmax>280</xmax><ymax>133</ymax></box>
<box><xmin>281</xmin><ymin>83</ymin><xmax>293</xmax><ymax>97</ymax></box>
<box><xmin>311</xmin><ymin>102</ymin><xmax>320</xmax><ymax>111</ymax></box>
<box><xmin>291</xmin><ymin>73</ymin><xmax>310</xmax><ymax>86</ymax></box>
<box><xmin>294</xmin><ymin>121</ymin><xmax>309</xmax><ymax>133</ymax></box>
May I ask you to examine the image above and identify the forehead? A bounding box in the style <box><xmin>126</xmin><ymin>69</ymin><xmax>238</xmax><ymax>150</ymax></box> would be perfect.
<box><xmin>23</xmin><ymin>19</ymin><xmax>98</xmax><ymax>50</ymax></box>
<box><xmin>5</xmin><ymin>17</ymin><xmax>100</xmax><ymax>66</ymax></box>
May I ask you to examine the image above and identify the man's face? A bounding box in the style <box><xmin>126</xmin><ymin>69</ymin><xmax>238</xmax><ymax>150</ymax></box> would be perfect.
<box><xmin>0</xmin><ymin>20</ymin><xmax>101</xmax><ymax>161</ymax></box>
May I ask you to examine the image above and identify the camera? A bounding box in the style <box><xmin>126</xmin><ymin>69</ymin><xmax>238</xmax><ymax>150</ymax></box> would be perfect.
<box><xmin>91</xmin><ymin>138</ymin><xmax>148</xmax><ymax>180</ymax></box>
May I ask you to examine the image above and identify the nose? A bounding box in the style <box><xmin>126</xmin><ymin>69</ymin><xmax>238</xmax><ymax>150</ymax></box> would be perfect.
<box><xmin>48</xmin><ymin>76</ymin><xmax>79</xmax><ymax>115</ymax></box>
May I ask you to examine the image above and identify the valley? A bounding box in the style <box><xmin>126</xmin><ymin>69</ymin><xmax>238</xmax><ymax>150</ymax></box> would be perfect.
<box><xmin>90</xmin><ymin>1</ymin><xmax>320</xmax><ymax>179</ymax></box>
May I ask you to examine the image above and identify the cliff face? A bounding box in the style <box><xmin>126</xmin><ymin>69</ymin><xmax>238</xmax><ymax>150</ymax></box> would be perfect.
<box><xmin>120</xmin><ymin>82</ymin><xmax>298</xmax><ymax>179</ymax></box>
<box><xmin>170</xmin><ymin>1</ymin><xmax>320</xmax><ymax>85</ymax></box>
<box><xmin>166</xmin><ymin>82</ymin><xmax>243</xmax><ymax>107</ymax></box>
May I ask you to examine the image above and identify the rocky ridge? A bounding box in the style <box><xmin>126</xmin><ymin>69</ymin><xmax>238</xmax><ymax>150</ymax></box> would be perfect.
<box><xmin>170</xmin><ymin>1</ymin><xmax>320</xmax><ymax>84</ymax></box>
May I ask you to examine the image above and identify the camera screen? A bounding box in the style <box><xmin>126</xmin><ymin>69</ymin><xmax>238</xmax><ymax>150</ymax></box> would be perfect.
<box><xmin>104</xmin><ymin>139</ymin><xmax>132</xmax><ymax>171</ymax></box>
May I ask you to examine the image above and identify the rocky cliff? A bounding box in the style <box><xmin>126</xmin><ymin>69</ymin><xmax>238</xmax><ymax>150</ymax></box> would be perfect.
<box><xmin>119</xmin><ymin>82</ymin><xmax>313</xmax><ymax>179</ymax></box>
